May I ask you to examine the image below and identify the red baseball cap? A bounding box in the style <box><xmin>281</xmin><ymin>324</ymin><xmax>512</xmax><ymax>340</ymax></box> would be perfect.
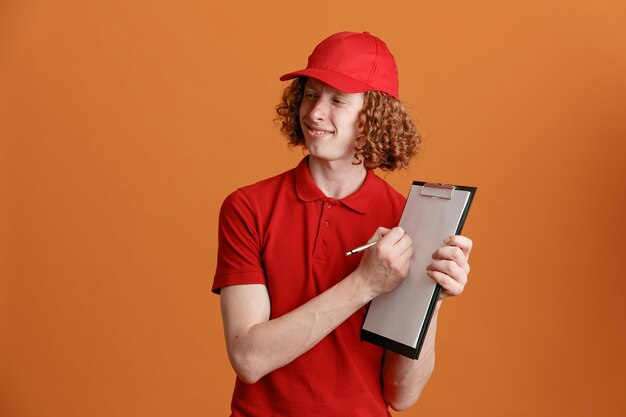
<box><xmin>280</xmin><ymin>31</ymin><xmax>399</xmax><ymax>98</ymax></box>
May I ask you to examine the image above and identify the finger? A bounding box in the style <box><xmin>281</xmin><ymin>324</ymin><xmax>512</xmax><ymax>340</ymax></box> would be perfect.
<box><xmin>369</xmin><ymin>227</ymin><xmax>391</xmax><ymax>243</ymax></box>
<box><xmin>378</xmin><ymin>226</ymin><xmax>405</xmax><ymax>247</ymax></box>
<box><xmin>388</xmin><ymin>242</ymin><xmax>414</xmax><ymax>277</ymax></box>
<box><xmin>427</xmin><ymin>270</ymin><xmax>465</xmax><ymax>297</ymax></box>
<box><xmin>374</xmin><ymin>231</ymin><xmax>412</xmax><ymax>274</ymax></box>
<box><xmin>427</xmin><ymin>259</ymin><xmax>468</xmax><ymax>287</ymax></box>
<box><xmin>393</xmin><ymin>233</ymin><xmax>413</xmax><ymax>256</ymax></box>
<box><xmin>431</xmin><ymin>246</ymin><xmax>470</xmax><ymax>274</ymax></box>
<box><xmin>373</xmin><ymin>230</ymin><xmax>411</xmax><ymax>261</ymax></box>
<box><xmin>396</xmin><ymin>242</ymin><xmax>414</xmax><ymax>267</ymax></box>
<box><xmin>444</xmin><ymin>235</ymin><xmax>473</xmax><ymax>258</ymax></box>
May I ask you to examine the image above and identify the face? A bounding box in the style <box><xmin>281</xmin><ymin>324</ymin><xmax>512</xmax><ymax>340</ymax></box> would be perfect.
<box><xmin>299</xmin><ymin>78</ymin><xmax>365</xmax><ymax>165</ymax></box>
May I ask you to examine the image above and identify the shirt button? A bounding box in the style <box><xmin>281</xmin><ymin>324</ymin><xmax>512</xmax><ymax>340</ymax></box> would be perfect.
<box><xmin>324</xmin><ymin>220</ymin><xmax>329</xmax><ymax>227</ymax></box>
<box><xmin>326</xmin><ymin>203</ymin><xmax>332</xmax><ymax>208</ymax></box>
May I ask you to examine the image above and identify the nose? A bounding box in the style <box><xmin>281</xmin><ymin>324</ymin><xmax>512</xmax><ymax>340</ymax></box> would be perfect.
<box><xmin>308</xmin><ymin>97</ymin><xmax>329</xmax><ymax>121</ymax></box>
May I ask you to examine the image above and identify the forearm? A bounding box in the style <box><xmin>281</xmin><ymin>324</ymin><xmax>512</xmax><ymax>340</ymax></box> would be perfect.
<box><xmin>382</xmin><ymin>302</ymin><xmax>441</xmax><ymax>411</ymax></box>
<box><xmin>222</xmin><ymin>226</ymin><xmax>415</xmax><ymax>384</ymax></box>
<box><xmin>222</xmin><ymin>270</ymin><xmax>375</xmax><ymax>384</ymax></box>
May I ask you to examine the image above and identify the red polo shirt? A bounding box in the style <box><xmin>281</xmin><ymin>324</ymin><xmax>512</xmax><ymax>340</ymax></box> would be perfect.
<box><xmin>213</xmin><ymin>157</ymin><xmax>406</xmax><ymax>417</ymax></box>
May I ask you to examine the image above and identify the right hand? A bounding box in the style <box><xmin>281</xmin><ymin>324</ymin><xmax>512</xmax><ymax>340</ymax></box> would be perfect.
<box><xmin>355</xmin><ymin>227</ymin><xmax>413</xmax><ymax>298</ymax></box>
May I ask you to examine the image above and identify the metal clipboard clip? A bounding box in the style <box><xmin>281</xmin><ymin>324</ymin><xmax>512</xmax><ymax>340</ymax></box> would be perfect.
<box><xmin>420</xmin><ymin>183</ymin><xmax>456</xmax><ymax>199</ymax></box>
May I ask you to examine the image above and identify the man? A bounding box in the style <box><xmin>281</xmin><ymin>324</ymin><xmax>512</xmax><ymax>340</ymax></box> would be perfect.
<box><xmin>213</xmin><ymin>31</ymin><xmax>472</xmax><ymax>416</ymax></box>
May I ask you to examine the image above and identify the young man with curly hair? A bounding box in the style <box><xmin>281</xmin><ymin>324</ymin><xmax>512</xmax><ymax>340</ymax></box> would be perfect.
<box><xmin>213</xmin><ymin>31</ymin><xmax>473</xmax><ymax>417</ymax></box>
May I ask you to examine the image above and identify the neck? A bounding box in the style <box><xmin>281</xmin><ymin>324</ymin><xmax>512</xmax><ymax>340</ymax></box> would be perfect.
<box><xmin>308</xmin><ymin>156</ymin><xmax>368</xmax><ymax>199</ymax></box>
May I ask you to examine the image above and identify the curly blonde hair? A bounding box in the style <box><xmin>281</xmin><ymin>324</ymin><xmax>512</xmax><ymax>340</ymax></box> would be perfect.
<box><xmin>275</xmin><ymin>77</ymin><xmax>420</xmax><ymax>171</ymax></box>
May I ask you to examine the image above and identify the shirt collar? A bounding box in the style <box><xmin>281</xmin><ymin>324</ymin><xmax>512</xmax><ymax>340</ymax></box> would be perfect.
<box><xmin>294</xmin><ymin>157</ymin><xmax>382</xmax><ymax>214</ymax></box>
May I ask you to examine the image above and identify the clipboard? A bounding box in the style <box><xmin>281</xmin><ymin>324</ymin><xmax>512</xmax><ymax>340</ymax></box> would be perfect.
<box><xmin>361</xmin><ymin>181</ymin><xmax>476</xmax><ymax>359</ymax></box>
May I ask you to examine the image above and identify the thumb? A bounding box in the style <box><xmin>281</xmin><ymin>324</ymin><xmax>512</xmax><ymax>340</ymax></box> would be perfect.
<box><xmin>370</xmin><ymin>226</ymin><xmax>391</xmax><ymax>243</ymax></box>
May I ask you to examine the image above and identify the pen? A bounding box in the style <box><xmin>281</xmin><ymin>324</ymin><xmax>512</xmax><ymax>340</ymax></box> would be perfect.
<box><xmin>345</xmin><ymin>240</ymin><xmax>378</xmax><ymax>257</ymax></box>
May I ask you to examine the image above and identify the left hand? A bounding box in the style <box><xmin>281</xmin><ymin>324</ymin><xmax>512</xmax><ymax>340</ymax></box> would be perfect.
<box><xmin>426</xmin><ymin>235</ymin><xmax>473</xmax><ymax>299</ymax></box>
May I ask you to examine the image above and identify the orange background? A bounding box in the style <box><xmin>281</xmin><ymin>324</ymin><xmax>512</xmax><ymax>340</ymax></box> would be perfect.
<box><xmin>1</xmin><ymin>1</ymin><xmax>625</xmax><ymax>416</ymax></box>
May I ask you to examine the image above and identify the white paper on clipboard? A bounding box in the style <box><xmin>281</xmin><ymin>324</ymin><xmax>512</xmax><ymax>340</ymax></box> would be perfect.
<box><xmin>361</xmin><ymin>182</ymin><xmax>476</xmax><ymax>359</ymax></box>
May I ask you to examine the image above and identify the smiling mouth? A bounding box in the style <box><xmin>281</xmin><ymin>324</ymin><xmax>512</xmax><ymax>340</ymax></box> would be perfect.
<box><xmin>304</xmin><ymin>122</ymin><xmax>335</xmax><ymax>136</ymax></box>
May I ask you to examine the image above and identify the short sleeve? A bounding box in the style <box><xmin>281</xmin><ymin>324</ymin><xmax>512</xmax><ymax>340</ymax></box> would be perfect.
<box><xmin>212</xmin><ymin>189</ymin><xmax>266</xmax><ymax>293</ymax></box>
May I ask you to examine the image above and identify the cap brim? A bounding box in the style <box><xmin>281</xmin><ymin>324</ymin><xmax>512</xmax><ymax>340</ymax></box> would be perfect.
<box><xmin>279</xmin><ymin>68</ymin><xmax>374</xmax><ymax>95</ymax></box>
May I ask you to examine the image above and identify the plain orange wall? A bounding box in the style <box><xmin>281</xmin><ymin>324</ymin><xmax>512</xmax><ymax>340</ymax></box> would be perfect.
<box><xmin>1</xmin><ymin>1</ymin><xmax>625</xmax><ymax>416</ymax></box>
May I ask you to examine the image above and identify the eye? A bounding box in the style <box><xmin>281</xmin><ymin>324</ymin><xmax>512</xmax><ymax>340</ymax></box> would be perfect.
<box><xmin>303</xmin><ymin>91</ymin><xmax>318</xmax><ymax>100</ymax></box>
